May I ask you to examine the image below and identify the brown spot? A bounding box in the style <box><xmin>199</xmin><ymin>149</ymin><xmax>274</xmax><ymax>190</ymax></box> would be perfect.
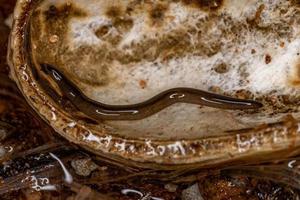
<box><xmin>265</xmin><ymin>54</ymin><xmax>272</xmax><ymax>64</ymax></box>
<box><xmin>139</xmin><ymin>80</ymin><xmax>147</xmax><ymax>89</ymax></box>
<box><xmin>182</xmin><ymin>0</ymin><xmax>223</xmax><ymax>10</ymax></box>
<box><xmin>280</xmin><ymin>41</ymin><xmax>285</xmax><ymax>48</ymax></box>
<box><xmin>44</xmin><ymin>3</ymin><xmax>86</xmax><ymax>21</ymax></box>
<box><xmin>113</xmin><ymin>17</ymin><xmax>134</xmax><ymax>32</ymax></box>
<box><xmin>209</xmin><ymin>86</ymin><xmax>222</xmax><ymax>93</ymax></box>
<box><xmin>42</xmin><ymin>3</ymin><xmax>86</xmax><ymax>38</ymax></box>
<box><xmin>149</xmin><ymin>3</ymin><xmax>169</xmax><ymax>25</ymax></box>
<box><xmin>95</xmin><ymin>26</ymin><xmax>110</xmax><ymax>38</ymax></box>
<box><xmin>251</xmin><ymin>49</ymin><xmax>256</xmax><ymax>54</ymax></box>
<box><xmin>234</xmin><ymin>90</ymin><xmax>253</xmax><ymax>100</ymax></box>
<box><xmin>105</xmin><ymin>5</ymin><xmax>133</xmax><ymax>33</ymax></box>
<box><xmin>213</xmin><ymin>63</ymin><xmax>229</xmax><ymax>74</ymax></box>
<box><xmin>105</xmin><ymin>6</ymin><xmax>123</xmax><ymax>18</ymax></box>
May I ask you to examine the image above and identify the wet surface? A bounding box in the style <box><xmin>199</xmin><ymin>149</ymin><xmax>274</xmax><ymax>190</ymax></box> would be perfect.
<box><xmin>2</xmin><ymin>1</ymin><xmax>300</xmax><ymax>200</ymax></box>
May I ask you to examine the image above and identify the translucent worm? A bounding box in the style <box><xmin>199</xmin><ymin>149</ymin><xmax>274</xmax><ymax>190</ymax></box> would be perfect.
<box><xmin>41</xmin><ymin>64</ymin><xmax>262</xmax><ymax>121</ymax></box>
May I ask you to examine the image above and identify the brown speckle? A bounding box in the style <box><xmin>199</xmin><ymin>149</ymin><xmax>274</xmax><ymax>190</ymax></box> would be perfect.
<box><xmin>209</xmin><ymin>86</ymin><xmax>221</xmax><ymax>93</ymax></box>
<box><xmin>42</xmin><ymin>3</ymin><xmax>86</xmax><ymax>39</ymax></box>
<box><xmin>149</xmin><ymin>3</ymin><xmax>169</xmax><ymax>25</ymax></box>
<box><xmin>182</xmin><ymin>0</ymin><xmax>223</xmax><ymax>10</ymax></box>
<box><xmin>265</xmin><ymin>54</ymin><xmax>272</xmax><ymax>64</ymax></box>
<box><xmin>106</xmin><ymin>6</ymin><xmax>123</xmax><ymax>18</ymax></box>
<box><xmin>213</xmin><ymin>63</ymin><xmax>229</xmax><ymax>74</ymax></box>
<box><xmin>234</xmin><ymin>90</ymin><xmax>253</xmax><ymax>100</ymax></box>
<box><xmin>113</xmin><ymin>17</ymin><xmax>134</xmax><ymax>32</ymax></box>
<box><xmin>44</xmin><ymin>3</ymin><xmax>86</xmax><ymax>21</ymax></box>
<box><xmin>105</xmin><ymin>5</ymin><xmax>133</xmax><ymax>33</ymax></box>
<box><xmin>251</xmin><ymin>49</ymin><xmax>256</xmax><ymax>54</ymax></box>
<box><xmin>280</xmin><ymin>41</ymin><xmax>285</xmax><ymax>48</ymax></box>
<box><xmin>139</xmin><ymin>80</ymin><xmax>147</xmax><ymax>89</ymax></box>
<box><xmin>95</xmin><ymin>26</ymin><xmax>110</xmax><ymax>38</ymax></box>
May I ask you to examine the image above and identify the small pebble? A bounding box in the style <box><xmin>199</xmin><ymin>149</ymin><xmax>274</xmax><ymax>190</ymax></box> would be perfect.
<box><xmin>71</xmin><ymin>158</ymin><xmax>98</xmax><ymax>177</ymax></box>
<box><xmin>164</xmin><ymin>183</ymin><xmax>178</xmax><ymax>193</ymax></box>
<box><xmin>182</xmin><ymin>183</ymin><xmax>204</xmax><ymax>200</ymax></box>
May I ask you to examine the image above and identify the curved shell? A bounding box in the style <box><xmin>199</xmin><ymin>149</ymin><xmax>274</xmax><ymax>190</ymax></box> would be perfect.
<box><xmin>8</xmin><ymin>0</ymin><xmax>300</xmax><ymax>168</ymax></box>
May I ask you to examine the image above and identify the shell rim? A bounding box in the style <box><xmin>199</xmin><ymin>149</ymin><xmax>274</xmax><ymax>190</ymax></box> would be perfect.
<box><xmin>7</xmin><ymin>0</ymin><xmax>300</xmax><ymax>168</ymax></box>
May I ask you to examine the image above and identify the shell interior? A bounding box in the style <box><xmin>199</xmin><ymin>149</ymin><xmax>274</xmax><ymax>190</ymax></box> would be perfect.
<box><xmin>25</xmin><ymin>0</ymin><xmax>300</xmax><ymax>141</ymax></box>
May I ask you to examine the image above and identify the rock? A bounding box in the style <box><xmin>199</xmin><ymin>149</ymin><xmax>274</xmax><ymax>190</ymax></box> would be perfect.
<box><xmin>164</xmin><ymin>183</ymin><xmax>178</xmax><ymax>193</ymax></box>
<box><xmin>182</xmin><ymin>183</ymin><xmax>204</xmax><ymax>200</ymax></box>
<box><xmin>71</xmin><ymin>158</ymin><xmax>98</xmax><ymax>177</ymax></box>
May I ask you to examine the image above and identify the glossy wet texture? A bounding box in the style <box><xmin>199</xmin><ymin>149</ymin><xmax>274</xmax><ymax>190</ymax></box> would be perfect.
<box><xmin>41</xmin><ymin>64</ymin><xmax>262</xmax><ymax>121</ymax></box>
